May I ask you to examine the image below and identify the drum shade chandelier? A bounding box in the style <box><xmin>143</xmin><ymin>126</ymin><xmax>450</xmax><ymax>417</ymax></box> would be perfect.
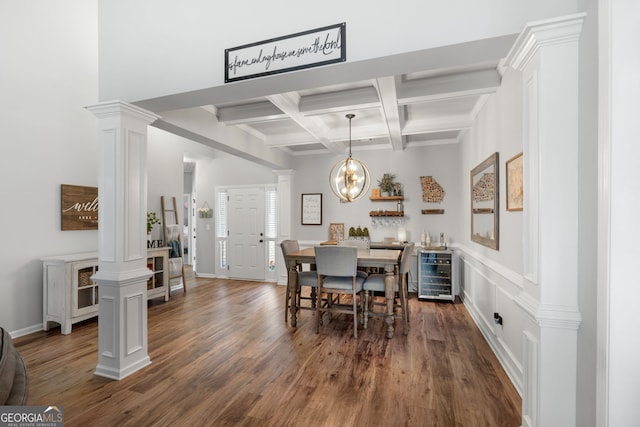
<box><xmin>329</xmin><ymin>113</ymin><xmax>371</xmax><ymax>202</ymax></box>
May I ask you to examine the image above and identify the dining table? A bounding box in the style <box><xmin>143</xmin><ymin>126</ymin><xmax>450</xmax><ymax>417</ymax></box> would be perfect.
<box><xmin>284</xmin><ymin>247</ymin><xmax>402</xmax><ymax>338</ymax></box>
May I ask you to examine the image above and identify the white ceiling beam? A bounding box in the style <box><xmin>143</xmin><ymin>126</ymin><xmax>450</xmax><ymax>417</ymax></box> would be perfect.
<box><xmin>402</xmin><ymin>115</ymin><xmax>474</xmax><ymax>135</ymax></box>
<box><xmin>375</xmin><ymin>76</ymin><xmax>404</xmax><ymax>151</ymax></box>
<box><xmin>397</xmin><ymin>68</ymin><xmax>501</xmax><ymax>104</ymax></box>
<box><xmin>236</xmin><ymin>124</ymin><xmax>267</xmax><ymax>141</ymax></box>
<box><xmin>155</xmin><ymin>108</ymin><xmax>293</xmax><ymax>170</ymax></box>
<box><xmin>266</xmin><ymin>92</ymin><xmax>344</xmax><ymax>154</ymax></box>
<box><xmin>216</xmin><ymin>101</ymin><xmax>287</xmax><ymax>125</ymax></box>
<box><xmin>263</xmin><ymin>132</ymin><xmax>319</xmax><ymax>147</ymax></box>
<box><xmin>299</xmin><ymin>86</ymin><xmax>380</xmax><ymax>116</ymax></box>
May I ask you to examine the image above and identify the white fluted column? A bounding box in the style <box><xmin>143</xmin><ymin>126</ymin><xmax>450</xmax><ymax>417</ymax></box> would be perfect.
<box><xmin>86</xmin><ymin>100</ymin><xmax>160</xmax><ymax>380</ymax></box>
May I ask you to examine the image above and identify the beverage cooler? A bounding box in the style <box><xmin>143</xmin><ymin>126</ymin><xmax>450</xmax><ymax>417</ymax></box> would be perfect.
<box><xmin>417</xmin><ymin>248</ymin><xmax>457</xmax><ymax>301</ymax></box>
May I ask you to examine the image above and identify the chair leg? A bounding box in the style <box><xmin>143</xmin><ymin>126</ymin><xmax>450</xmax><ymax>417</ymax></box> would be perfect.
<box><xmin>363</xmin><ymin>291</ymin><xmax>369</xmax><ymax>329</ymax></box>
<box><xmin>399</xmin><ymin>282</ymin><xmax>409</xmax><ymax>335</ymax></box>
<box><xmin>316</xmin><ymin>281</ymin><xmax>322</xmax><ymax>334</ymax></box>
<box><xmin>311</xmin><ymin>287</ymin><xmax>317</xmax><ymax>309</ymax></box>
<box><xmin>403</xmin><ymin>273</ymin><xmax>410</xmax><ymax>322</ymax></box>
<box><xmin>352</xmin><ymin>290</ymin><xmax>358</xmax><ymax>339</ymax></box>
<box><xmin>285</xmin><ymin>281</ymin><xmax>290</xmax><ymax>323</ymax></box>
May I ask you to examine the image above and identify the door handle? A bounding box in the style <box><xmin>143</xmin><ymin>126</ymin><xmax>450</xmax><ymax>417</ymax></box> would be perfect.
<box><xmin>259</xmin><ymin>239</ymin><xmax>264</xmax><ymax>243</ymax></box>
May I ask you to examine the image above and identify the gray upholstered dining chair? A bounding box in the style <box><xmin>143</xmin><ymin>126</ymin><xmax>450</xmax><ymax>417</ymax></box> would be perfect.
<box><xmin>280</xmin><ymin>240</ymin><xmax>318</xmax><ymax>323</ymax></box>
<box><xmin>314</xmin><ymin>245</ymin><xmax>365</xmax><ymax>339</ymax></box>
<box><xmin>362</xmin><ymin>242</ymin><xmax>415</xmax><ymax>335</ymax></box>
<box><xmin>337</xmin><ymin>238</ymin><xmax>371</xmax><ymax>277</ymax></box>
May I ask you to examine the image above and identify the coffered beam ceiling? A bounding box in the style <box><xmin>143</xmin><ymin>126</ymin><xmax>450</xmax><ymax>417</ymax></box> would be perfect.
<box><xmin>140</xmin><ymin>34</ymin><xmax>518</xmax><ymax>165</ymax></box>
<box><xmin>213</xmin><ymin>66</ymin><xmax>501</xmax><ymax>155</ymax></box>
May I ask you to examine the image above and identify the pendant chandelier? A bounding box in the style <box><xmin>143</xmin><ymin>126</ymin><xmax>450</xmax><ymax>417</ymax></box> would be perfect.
<box><xmin>329</xmin><ymin>113</ymin><xmax>371</xmax><ymax>202</ymax></box>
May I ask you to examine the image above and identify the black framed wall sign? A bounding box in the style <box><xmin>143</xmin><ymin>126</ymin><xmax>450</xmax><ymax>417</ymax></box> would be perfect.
<box><xmin>225</xmin><ymin>23</ymin><xmax>346</xmax><ymax>83</ymax></box>
<box><xmin>301</xmin><ymin>193</ymin><xmax>322</xmax><ymax>225</ymax></box>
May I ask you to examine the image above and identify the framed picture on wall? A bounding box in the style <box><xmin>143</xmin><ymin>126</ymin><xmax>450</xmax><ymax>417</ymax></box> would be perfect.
<box><xmin>506</xmin><ymin>152</ymin><xmax>524</xmax><ymax>211</ymax></box>
<box><xmin>329</xmin><ymin>223</ymin><xmax>344</xmax><ymax>242</ymax></box>
<box><xmin>301</xmin><ymin>193</ymin><xmax>322</xmax><ymax>225</ymax></box>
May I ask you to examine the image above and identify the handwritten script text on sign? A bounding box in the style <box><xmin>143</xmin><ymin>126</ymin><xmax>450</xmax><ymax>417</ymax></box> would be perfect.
<box><xmin>225</xmin><ymin>23</ymin><xmax>345</xmax><ymax>82</ymax></box>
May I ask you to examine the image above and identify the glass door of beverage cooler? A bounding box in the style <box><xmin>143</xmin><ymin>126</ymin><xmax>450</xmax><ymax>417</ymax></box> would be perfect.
<box><xmin>418</xmin><ymin>249</ymin><xmax>455</xmax><ymax>301</ymax></box>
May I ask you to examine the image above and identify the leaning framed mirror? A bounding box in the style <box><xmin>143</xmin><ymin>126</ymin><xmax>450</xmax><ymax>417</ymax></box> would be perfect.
<box><xmin>470</xmin><ymin>152</ymin><xmax>499</xmax><ymax>250</ymax></box>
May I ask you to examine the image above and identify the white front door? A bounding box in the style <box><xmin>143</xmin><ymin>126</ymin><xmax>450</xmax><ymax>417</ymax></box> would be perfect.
<box><xmin>227</xmin><ymin>187</ymin><xmax>265</xmax><ymax>280</ymax></box>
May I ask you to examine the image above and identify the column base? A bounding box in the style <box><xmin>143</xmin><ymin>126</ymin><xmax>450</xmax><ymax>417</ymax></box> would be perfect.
<box><xmin>93</xmin><ymin>269</ymin><xmax>151</xmax><ymax>381</ymax></box>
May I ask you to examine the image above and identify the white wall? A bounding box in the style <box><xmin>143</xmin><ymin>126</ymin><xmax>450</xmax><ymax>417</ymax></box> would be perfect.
<box><xmin>454</xmin><ymin>65</ymin><xmax>527</xmax><ymax>394</ymax></box>
<box><xmin>602</xmin><ymin>0</ymin><xmax>640</xmax><ymax>424</ymax></box>
<box><xmin>0</xmin><ymin>0</ymin><xmax>99</xmax><ymax>335</ymax></box>
<box><xmin>292</xmin><ymin>144</ymin><xmax>462</xmax><ymax>246</ymax></box>
<box><xmin>459</xmin><ymin>70</ymin><xmax>524</xmax><ymax>273</ymax></box>
<box><xmin>575</xmin><ymin>0</ymin><xmax>598</xmax><ymax>425</ymax></box>
<box><xmin>147</xmin><ymin>127</ymin><xmax>186</xmax><ymax>241</ymax></box>
<box><xmin>98</xmin><ymin>0</ymin><xmax>579</xmax><ymax>104</ymax></box>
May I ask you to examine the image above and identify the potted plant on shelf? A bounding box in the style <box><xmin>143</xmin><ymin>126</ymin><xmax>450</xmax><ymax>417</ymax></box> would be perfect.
<box><xmin>147</xmin><ymin>211</ymin><xmax>160</xmax><ymax>240</ymax></box>
<box><xmin>377</xmin><ymin>173</ymin><xmax>396</xmax><ymax>197</ymax></box>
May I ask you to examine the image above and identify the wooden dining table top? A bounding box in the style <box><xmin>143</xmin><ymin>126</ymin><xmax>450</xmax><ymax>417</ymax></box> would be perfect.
<box><xmin>285</xmin><ymin>247</ymin><xmax>401</xmax><ymax>265</ymax></box>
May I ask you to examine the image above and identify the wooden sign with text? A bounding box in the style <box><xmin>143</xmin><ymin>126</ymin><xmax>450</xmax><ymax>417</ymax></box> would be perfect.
<box><xmin>61</xmin><ymin>184</ymin><xmax>98</xmax><ymax>230</ymax></box>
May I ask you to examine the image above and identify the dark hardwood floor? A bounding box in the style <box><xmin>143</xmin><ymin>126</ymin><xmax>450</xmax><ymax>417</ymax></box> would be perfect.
<box><xmin>14</xmin><ymin>268</ymin><xmax>521</xmax><ymax>426</ymax></box>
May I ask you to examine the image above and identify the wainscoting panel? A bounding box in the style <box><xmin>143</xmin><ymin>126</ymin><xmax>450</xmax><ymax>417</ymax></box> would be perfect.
<box><xmin>457</xmin><ymin>245</ymin><xmax>531</xmax><ymax>397</ymax></box>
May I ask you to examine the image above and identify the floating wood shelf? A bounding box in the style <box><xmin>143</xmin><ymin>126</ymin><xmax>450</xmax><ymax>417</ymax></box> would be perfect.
<box><xmin>370</xmin><ymin>210</ymin><xmax>404</xmax><ymax>217</ymax></box>
<box><xmin>370</xmin><ymin>196</ymin><xmax>404</xmax><ymax>201</ymax></box>
<box><xmin>421</xmin><ymin>209</ymin><xmax>445</xmax><ymax>215</ymax></box>
<box><xmin>473</xmin><ymin>208</ymin><xmax>494</xmax><ymax>214</ymax></box>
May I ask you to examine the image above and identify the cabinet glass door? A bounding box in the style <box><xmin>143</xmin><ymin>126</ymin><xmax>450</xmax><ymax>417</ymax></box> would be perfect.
<box><xmin>73</xmin><ymin>262</ymin><xmax>99</xmax><ymax>316</ymax></box>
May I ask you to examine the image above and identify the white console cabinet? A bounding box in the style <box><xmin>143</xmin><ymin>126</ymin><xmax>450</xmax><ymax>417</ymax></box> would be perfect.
<box><xmin>41</xmin><ymin>252</ymin><xmax>99</xmax><ymax>335</ymax></box>
<box><xmin>146</xmin><ymin>247</ymin><xmax>170</xmax><ymax>302</ymax></box>
<box><xmin>42</xmin><ymin>249</ymin><xmax>169</xmax><ymax>334</ymax></box>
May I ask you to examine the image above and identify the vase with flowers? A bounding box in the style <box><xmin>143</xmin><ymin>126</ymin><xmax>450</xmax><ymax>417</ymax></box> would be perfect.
<box><xmin>197</xmin><ymin>204</ymin><xmax>213</xmax><ymax>218</ymax></box>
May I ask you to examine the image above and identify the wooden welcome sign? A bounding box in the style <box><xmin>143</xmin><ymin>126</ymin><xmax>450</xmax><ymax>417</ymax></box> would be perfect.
<box><xmin>61</xmin><ymin>184</ymin><xmax>98</xmax><ymax>230</ymax></box>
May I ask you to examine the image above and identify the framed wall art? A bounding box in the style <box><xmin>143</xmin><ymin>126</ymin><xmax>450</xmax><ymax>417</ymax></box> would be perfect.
<box><xmin>329</xmin><ymin>223</ymin><xmax>344</xmax><ymax>242</ymax></box>
<box><xmin>506</xmin><ymin>152</ymin><xmax>524</xmax><ymax>211</ymax></box>
<box><xmin>301</xmin><ymin>193</ymin><xmax>322</xmax><ymax>225</ymax></box>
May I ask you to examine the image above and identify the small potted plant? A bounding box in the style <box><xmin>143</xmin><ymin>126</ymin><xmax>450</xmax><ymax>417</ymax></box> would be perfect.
<box><xmin>377</xmin><ymin>173</ymin><xmax>396</xmax><ymax>197</ymax></box>
<box><xmin>147</xmin><ymin>211</ymin><xmax>160</xmax><ymax>238</ymax></box>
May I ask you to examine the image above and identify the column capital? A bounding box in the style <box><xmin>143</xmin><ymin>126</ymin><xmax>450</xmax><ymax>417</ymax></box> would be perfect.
<box><xmin>85</xmin><ymin>100</ymin><xmax>160</xmax><ymax>124</ymax></box>
<box><xmin>502</xmin><ymin>13</ymin><xmax>586</xmax><ymax>73</ymax></box>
